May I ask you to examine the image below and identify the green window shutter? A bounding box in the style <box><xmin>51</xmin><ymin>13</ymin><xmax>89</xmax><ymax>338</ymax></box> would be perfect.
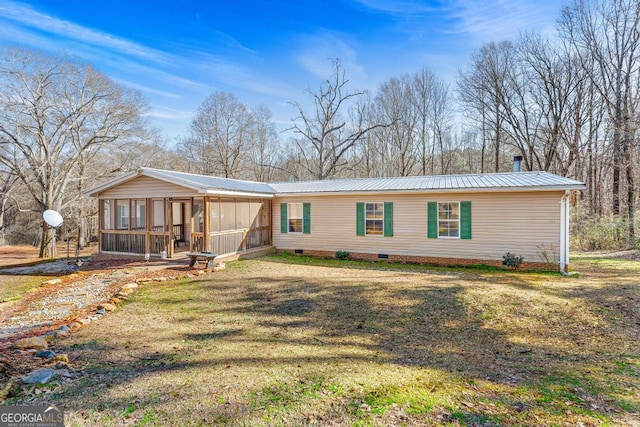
<box><xmin>303</xmin><ymin>202</ymin><xmax>311</xmax><ymax>234</ymax></box>
<box><xmin>280</xmin><ymin>203</ymin><xmax>288</xmax><ymax>234</ymax></box>
<box><xmin>383</xmin><ymin>202</ymin><xmax>393</xmax><ymax>237</ymax></box>
<box><xmin>427</xmin><ymin>202</ymin><xmax>438</xmax><ymax>238</ymax></box>
<box><xmin>356</xmin><ymin>202</ymin><xmax>365</xmax><ymax>236</ymax></box>
<box><xmin>460</xmin><ymin>201</ymin><xmax>472</xmax><ymax>239</ymax></box>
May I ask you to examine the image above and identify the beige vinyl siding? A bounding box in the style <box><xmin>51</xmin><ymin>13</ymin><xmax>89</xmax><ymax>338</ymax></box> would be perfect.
<box><xmin>273</xmin><ymin>191</ymin><xmax>564</xmax><ymax>263</ymax></box>
<box><xmin>99</xmin><ymin>176</ymin><xmax>197</xmax><ymax>198</ymax></box>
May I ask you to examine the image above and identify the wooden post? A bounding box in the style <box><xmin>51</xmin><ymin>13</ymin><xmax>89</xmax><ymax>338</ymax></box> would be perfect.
<box><xmin>189</xmin><ymin>197</ymin><xmax>194</xmax><ymax>252</ymax></box>
<box><xmin>268</xmin><ymin>199</ymin><xmax>273</xmax><ymax>246</ymax></box>
<box><xmin>144</xmin><ymin>198</ymin><xmax>151</xmax><ymax>256</ymax></box>
<box><xmin>203</xmin><ymin>196</ymin><xmax>210</xmax><ymax>253</ymax></box>
<box><xmin>168</xmin><ymin>199</ymin><xmax>174</xmax><ymax>258</ymax></box>
<box><xmin>98</xmin><ymin>199</ymin><xmax>103</xmax><ymax>254</ymax></box>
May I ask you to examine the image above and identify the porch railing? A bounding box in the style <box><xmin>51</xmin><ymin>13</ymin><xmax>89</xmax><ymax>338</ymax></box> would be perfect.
<box><xmin>101</xmin><ymin>231</ymin><xmax>170</xmax><ymax>255</ymax></box>
<box><xmin>102</xmin><ymin>225</ymin><xmax>270</xmax><ymax>257</ymax></box>
<box><xmin>101</xmin><ymin>231</ymin><xmax>145</xmax><ymax>254</ymax></box>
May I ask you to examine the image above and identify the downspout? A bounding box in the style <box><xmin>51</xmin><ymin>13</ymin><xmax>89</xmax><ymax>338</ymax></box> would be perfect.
<box><xmin>559</xmin><ymin>190</ymin><xmax>570</xmax><ymax>274</ymax></box>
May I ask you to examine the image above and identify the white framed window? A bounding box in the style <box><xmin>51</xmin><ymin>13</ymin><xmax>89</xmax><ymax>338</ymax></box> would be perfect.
<box><xmin>132</xmin><ymin>199</ymin><xmax>146</xmax><ymax>230</ymax></box>
<box><xmin>101</xmin><ymin>200</ymin><xmax>114</xmax><ymax>230</ymax></box>
<box><xmin>193</xmin><ymin>198</ymin><xmax>204</xmax><ymax>233</ymax></box>
<box><xmin>365</xmin><ymin>202</ymin><xmax>384</xmax><ymax>235</ymax></box>
<box><xmin>438</xmin><ymin>202</ymin><xmax>459</xmax><ymax>238</ymax></box>
<box><xmin>116</xmin><ymin>199</ymin><xmax>129</xmax><ymax>230</ymax></box>
<box><xmin>288</xmin><ymin>203</ymin><xmax>303</xmax><ymax>233</ymax></box>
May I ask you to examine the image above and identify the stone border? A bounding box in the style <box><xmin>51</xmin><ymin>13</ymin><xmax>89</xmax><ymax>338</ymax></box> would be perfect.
<box><xmin>2</xmin><ymin>264</ymin><xmax>227</xmax><ymax>397</ymax></box>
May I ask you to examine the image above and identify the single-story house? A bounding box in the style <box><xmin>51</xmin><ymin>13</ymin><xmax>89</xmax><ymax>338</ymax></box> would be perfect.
<box><xmin>86</xmin><ymin>166</ymin><xmax>585</xmax><ymax>271</ymax></box>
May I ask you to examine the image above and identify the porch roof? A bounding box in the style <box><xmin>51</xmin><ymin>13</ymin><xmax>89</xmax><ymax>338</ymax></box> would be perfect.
<box><xmin>85</xmin><ymin>168</ymin><xmax>276</xmax><ymax>198</ymax></box>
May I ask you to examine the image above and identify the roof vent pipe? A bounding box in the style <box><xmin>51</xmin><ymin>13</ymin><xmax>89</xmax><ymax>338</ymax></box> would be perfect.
<box><xmin>513</xmin><ymin>155</ymin><xmax>523</xmax><ymax>172</ymax></box>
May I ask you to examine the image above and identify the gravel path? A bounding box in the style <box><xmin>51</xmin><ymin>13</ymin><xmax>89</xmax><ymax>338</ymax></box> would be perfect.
<box><xmin>1</xmin><ymin>260</ymin><xmax>81</xmax><ymax>276</ymax></box>
<box><xmin>0</xmin><ymin>269</ymin><xmax>136</xmax><ymax>340</ymax></box>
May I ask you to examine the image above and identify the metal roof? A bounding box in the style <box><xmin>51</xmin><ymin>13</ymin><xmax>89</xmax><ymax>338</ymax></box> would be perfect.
<box><xmin>85</xmin><ymin>167</ymin><xmax>275</xmax><ymax>197</ymax></box>
<box><xmin>141</xmin><ymin>168</ymin><xmax>276</xmax><ymax>195</ymax></box>
<box><xmin>269</xmin><ymin>171</ymin><xmax>585</xmax><ymax>195</ymax></box>
<box><xmin>86</xmin><ymin>168</ymin><xmax>584</xmax><ymax>198</ymax></box>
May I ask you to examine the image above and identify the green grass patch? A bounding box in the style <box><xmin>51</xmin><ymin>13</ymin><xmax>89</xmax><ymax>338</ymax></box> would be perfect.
<box><xmin>0</xmin><ymin>274</ymin><xmax>54</xmax><ymax>302</ymax></box>
<box><xmin>266</xmin><ymin>252</ymin><xmax>560</xmax><ymax>276</ymax></box>
<box><xmin>15</xmin><ymin>256</ymin><xmax>639</xmax><ymax>426</ymax></box>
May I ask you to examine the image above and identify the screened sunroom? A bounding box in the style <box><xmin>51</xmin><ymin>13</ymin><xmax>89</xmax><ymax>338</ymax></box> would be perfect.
<box><xmin>87</xmin><ymin>168</ymin><xmax>274</xmax><ymax>259</ymax></box>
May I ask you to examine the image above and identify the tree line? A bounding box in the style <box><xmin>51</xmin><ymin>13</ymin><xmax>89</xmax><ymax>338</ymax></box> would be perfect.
<box><xmin>1</xmin><ymin>0</ymin><xmax>638</xmax><ymax>255</ymax></box>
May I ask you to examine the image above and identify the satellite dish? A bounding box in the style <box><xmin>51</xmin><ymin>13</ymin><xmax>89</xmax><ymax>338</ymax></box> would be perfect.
<box><xmin>43</xmin><ymin>210</ymin><xmax>64</xmax><ymax>228</ymax></box>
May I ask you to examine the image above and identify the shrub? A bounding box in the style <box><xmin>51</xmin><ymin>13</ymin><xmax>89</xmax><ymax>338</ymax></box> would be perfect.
<box><xmin>536</xmin><ymin>244</ymin><xmax>558</xmax><ymax>265</ymax></box>
<box><xmin>571</xmin><ymin>205</ymin><xmax>636</xmax><ymax>250</ymax></box>
<box><xmin>335</xmin><ymin>250</ymin><xmax>350</xmax><ymax>260</ymax></box>
<box><xmin>502</xmin><ymin>252</ymin><xmax>524</xmax><ymax>269</ymax></box>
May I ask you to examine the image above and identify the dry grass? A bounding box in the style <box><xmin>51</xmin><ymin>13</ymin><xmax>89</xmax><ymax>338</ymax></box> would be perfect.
<box><xmin>10</xmin><ymin>255</ymin><xmax>640</xmax><ymax>426</ymax></box>
<box><xmin>0</xmin><ymin>275</ymin><xmax>54</xmax><ymax>303</ymax></box>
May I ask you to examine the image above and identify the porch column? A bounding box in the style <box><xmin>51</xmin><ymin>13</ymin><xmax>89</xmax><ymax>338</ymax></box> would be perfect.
<box><xmin>203</xmin><ymin>196</ymin><xmax>210</xmax><ymax>253</ymax></box>
<box><xmin>559</xmin><ymin>191</ymin><xmax>570</xmax><ymax>273</ymax></box>
<box><xmin>144</xmin><ymin>198</ymin><xmax>151</xmax><ymax>256</ymax></box>
<box><xmin>189</xmin><ymin>197</ymin><xmax>194</xmax><ymax>252</ymax></box>
<box><xmin>168</xmin><ymin>198</ymin><xmax>174</xmax><ymax>258</ymax></box>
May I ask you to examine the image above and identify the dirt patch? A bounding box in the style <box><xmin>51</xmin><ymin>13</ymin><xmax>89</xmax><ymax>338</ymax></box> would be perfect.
<box><xmin>575</xmin><ymin>249</ymin><xmax>640</xmax><ymax>260</ymax></box>
<box><xmin>0</xmin><ymin>244</ymin><xmax>95</xmax><ymax>268</ymax></box>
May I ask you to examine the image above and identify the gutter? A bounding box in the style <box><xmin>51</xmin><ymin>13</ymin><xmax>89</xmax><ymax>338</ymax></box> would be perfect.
<box><xmin>559</xmin><ymin>190</ymin><xmax>570</xmax><ymax>274</ymax></box>
<box><xmin>272</xmin><ymin>185</ymin><xmax>585</xmax><ymax>198</ymax></box>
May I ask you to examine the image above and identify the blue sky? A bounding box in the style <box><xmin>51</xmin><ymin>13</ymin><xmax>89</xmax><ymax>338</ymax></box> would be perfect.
<box><xmin>0</xmin><ymin>0</ymin><xmax>566</xmax><ymax>141</ymax></box>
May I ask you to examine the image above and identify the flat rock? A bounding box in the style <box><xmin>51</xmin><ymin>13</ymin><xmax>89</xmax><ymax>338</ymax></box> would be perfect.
<box><xmin>35</xmin><ymin>350</ymin><xmax>56</xmax><ymax>359</ymax></box>
<box><xmin>118</xmin><ymin>287</ymin><xmax>134</xmax><ymax>295</ymax></box>
<box><xmin>213</xmin><ymin>266</ymin><xmax>225</xmax><ymax>272</ymax></box>
<box><xmin>69</xmin><ymin>322</ymin><xmax>82</xmax><ymax>330</ymax></box>
<box><xmin>12</xmin><ymin>336</ymin><xmax>48</xmax><ymax>350</ymax></box>
<box><xmin>98</xmin><ymin>302</ymin><xmax>117</xmax><ymax>312</ymax></box>
<box><xmin>41</xmin><ymin>278</ymin><xmax>62</xmax><ymax>286</ymax></box>
<box><xmin>52</xmin><ymin>354</ymin><xmax>69</xmax><ymax>363</ymax></box>
<box><xmin>22</xmin><ymin>368</ymin><xmax>57</xmax><ymax>384</ymax></box>
<box><xmin>121</xmin><ymin>282</ymin><xmax>139</xmax><ymax>290</ymax></box>
<box><xmin>136</xmin><ymin>278</ymin><xmax>153</xmax><ymax>284</ymax></box>
<box><xmin>110</xmin><ymin>297</ymin><xmax>122</xmax><ymax>305</ymax></box>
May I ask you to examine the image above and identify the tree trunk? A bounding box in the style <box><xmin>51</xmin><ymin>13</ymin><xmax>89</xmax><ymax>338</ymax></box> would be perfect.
<box><xmin>0</xmin><ymin>197</ymin><xmax>6</xmax><ymax>247</ymax></box>
<box><xmin>39</xmin><ymin>221</ymin><xmax>57</xmax><ymax>258</ymax></box>
<box><xmin>78</xmin><ymin>216</ymin><xmax>86</xmax><ymax>249</ymax></box>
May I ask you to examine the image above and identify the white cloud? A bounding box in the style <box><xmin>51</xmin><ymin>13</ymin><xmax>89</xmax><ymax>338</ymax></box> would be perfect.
<box><xmin>190</xmin><ymin>51</ymin><xmax>298</xmax><ymax>98</ymax></box>
<box><xmin>144</xmin><ymin>106</ymin><xmax>194</xmax><ymax>120</ymax></box>
<box><xmin>0</xmin><ymin>1</ymin><xmax>297</xmax><ymax>101</ymax></box>
<box><xmin>294</xmin><ymin>31</ymin><xmax>365</xmax><ymax>81</ymax></box>
<box><xmin>445</xmin><ymin>0</ymin><xmax>562</xmax><ymax>43</ymax></box>
<box><xmin>350</xmin><ymin>0</ymin><xmax>435</xmax><ymax>15</ymax></box>
<box><xmin>113</xmin><ymin>79</ymin><xmax>185</xmax><ymax>100</ymax></box>
<box><xmin>0</xmin><ymin>1</ymin><xmax>172</xmax><ymax>63</ymax></box>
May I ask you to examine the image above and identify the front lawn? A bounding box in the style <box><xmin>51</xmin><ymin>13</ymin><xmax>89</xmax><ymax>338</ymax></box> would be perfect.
<box><xmin>14</xmin><ymin>256</ymin><xmax>640</xmax><ymax>426</ymax></box>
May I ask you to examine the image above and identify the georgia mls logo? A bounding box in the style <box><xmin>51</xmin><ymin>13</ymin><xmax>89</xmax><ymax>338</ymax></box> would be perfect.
<box><xmin>0</xmin><ymin>404</ymin><xmax>64</xmax><ymax>427</ymax></box>
<box><xmin>44</xmin><ymin>405</ymin><xmax>62</xmax><ymax>417</ymax></box>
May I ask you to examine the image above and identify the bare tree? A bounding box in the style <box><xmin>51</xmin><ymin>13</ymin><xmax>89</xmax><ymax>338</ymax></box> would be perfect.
<box><xmin>0</xmin><ymin>167</ymin><xmax>18</xmax><ymax>246</ymax></box>
<box><xmin>178</xmin><ymin>92</ymin><xmax>253</xmax><ymax>178</ymax></box>
<box><xmin>0</xmin><ymin>48</ymin><xmax>148</xmax><ymax>257</ymax></box>
<box><xmin>560</xmin><ymin>0</ymin><xmax>640</xmax><ymax>243</ymax></box>
<box><xmin>248</xmin><ymin>104</ymin><xmax>281</xmax><ymax>182</ymax></box>
<box><xmin>411</xmin><ymin>67</ymin><xmax>436</xmax><ymax>175</ymax></box>
<box><xmin>372</xmin><ymin>75</ymin><xmax>418</xmax><ymax>176</ymax></box>
<box><xmin>458</xmin><ymin>41</ymin><xmax>515</xmax><ymax>172</ymax></box>
<box><xmin>290</xmin><ymin>59</ymin><xmax>384</xmax><ymax>180</ymax></box>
